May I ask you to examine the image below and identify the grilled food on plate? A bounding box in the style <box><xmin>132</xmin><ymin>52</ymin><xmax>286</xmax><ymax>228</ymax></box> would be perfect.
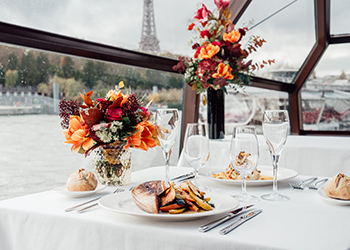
<box><xmin>211</xmin><ymin>163</ymin><xmax>273</xmax><ymax>181</ymax></box>
<box><xmin>131</xmin><ymin>180</ymin><xmax>213</xmax><ymax>214</ymax></box>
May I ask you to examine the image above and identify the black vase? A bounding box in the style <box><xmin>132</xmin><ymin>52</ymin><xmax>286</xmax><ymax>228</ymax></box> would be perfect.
<box><xmin>207</xmin><ymin>87</ymin><xmax>225</xmax><ymax>139</ymax></box>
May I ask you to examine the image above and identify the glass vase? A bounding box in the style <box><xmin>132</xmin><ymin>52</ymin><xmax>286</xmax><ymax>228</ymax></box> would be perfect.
<box><xmin>92</xmin><ymin>141</ymin><xmax>131</xmax><ymax>186</ymax></box>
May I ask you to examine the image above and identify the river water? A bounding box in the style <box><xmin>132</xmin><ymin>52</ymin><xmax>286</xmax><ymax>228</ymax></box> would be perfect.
<box><xmin>0</xmin><ymin>115</ymin><xmax>179</xmax><ymax>201</ymax></box>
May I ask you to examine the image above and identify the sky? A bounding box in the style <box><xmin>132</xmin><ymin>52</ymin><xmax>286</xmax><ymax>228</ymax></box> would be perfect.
<box><xmin>0</xmin><ymin>0</ymin><xmax>349</xmax><ymax>78</ymax></box>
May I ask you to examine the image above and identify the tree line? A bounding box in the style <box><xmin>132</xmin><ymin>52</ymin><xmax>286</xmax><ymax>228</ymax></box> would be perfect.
<box><xmin>0</xmin><ymin>49</ymin><xmax>184</xmax><ymax>100</ymax></box>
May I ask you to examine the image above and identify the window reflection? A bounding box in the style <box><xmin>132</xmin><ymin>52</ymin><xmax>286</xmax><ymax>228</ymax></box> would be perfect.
<box><xmin>235</xmin><ymin>0</ymin><xmax>315</xmax><ymax>83</ymax></box>
<box><xmin>199</xmin><ymin>86</ymin><xmax>289</xmax><ymax>134</ymax></box>
<box><xmin>302</xmin><ymin>44</ymin><xmax>350</xmax><ymax>131</ymax></box>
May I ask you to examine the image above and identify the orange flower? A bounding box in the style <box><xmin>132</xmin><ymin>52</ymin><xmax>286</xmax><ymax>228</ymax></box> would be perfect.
<box><xmin>125</xmin><ymin>121</ymin><xmax>159</xmax><ymax>151</ymax></box>
<box><xmin>106</xmin><ymin>83</ymin><xmax>128</xmax><ymax>104</ymax></box>
<box><xmin>223</xmin><ymin>30</ymin><xmax>241</xmax><ymax>43</ymax></box>
<box><xmin>63</xmin><ymin>116</ymin><xmax>93</xmax><ymax>153</ymax></box>
<box><xmin>198</xmin><ymin>43</ymin><xmax>220</xmax><ymax>59</ymax></box>
<box><xmin>188</xmin><ymin>23</ymin><xmax>195</xmax><ymax>30</ymax></box>
<box><xmin>212</xmin><ymin>63</ymin><xmax>234</xmax><ymax>80</ymax></box>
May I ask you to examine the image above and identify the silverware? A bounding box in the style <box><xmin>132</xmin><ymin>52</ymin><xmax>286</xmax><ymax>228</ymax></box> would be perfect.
<box><xmin>219</xmin><ymin>209</ymin><xmax>263</xmax><ymax>235</ymax></box>
<box><xmin>65</xmin><ymin>187</ymin><xmax>124</xmax><ymax>212</ymax></box>
<box><xmin>307</xmin><ymin>178</ymin><xmax>328</xmax><ymax>190</ymax></box>
<box><xmin>289</xmin><ymin>177</ymin><xmax>317</xmax><ymax>190</ymax></box>
<box><xmin>170</xmin><ymin>172</ymin><xmax>195</xmax><ymax>181</ymax></box>
<box><xmin>199</xmin><ymin>204</ymin><xmax>254</xmax><ymax>232</ymax></box>
<box><xmin>76</xmin><ymin>188</ymin><xmax>125</xmax><ymax>214</ymax></box>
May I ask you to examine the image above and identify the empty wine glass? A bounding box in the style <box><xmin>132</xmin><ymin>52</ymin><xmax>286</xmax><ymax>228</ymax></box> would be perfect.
<box><xmin>261</xmin><ymin>110</ymin><xmax>290</xmax><ymax>201</ymax></box>
<box><xmin>230</xmin><ymin>126</ymin><xmax>259</xmax><ymax>202</ymax></box>
<box><xmin>183</xmin><ymin>123</ymin><xmax>210</xmax><ymax>189</ymax></box>
<box><xmin>154</xmin><ymin>108</ymin><xmax>180</xmax><ymax>185</ymax></box>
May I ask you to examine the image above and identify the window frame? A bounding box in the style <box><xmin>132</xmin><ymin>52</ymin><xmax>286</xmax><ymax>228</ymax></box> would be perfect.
<box><xmin>0</xmin><ymin>0</ymin><xmax>349</xmax><ymax>137</ymax></box>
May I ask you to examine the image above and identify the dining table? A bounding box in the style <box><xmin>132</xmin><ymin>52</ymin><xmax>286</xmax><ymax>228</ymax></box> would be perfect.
<box><xmin>0</xmin><ymin>165</ymin><xmax>349</xmax><ymax>250</ymax></box>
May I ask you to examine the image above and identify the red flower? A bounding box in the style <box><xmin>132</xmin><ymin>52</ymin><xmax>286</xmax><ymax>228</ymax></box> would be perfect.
<box><xmin>212</xmin><ymin>41</ymin><xmax>222</xmax><ymax>47</ymax></box>
<box><xmin>194</xmin><ymin>4</ymin><xmax>213</xmax><ymax>24</ymax></box>
<box><xmin>194</xmin><ymin>46</ymin><xmax>205</xmax><ymax>58</ymax></box>
<box><xmin>192</xmin><ymin>43</ymin><xmax>200</xmax><ymax>50</ymax></box>
<box><xmin>200</xmin><ymin>30</ymin><xmax>211</xmax><ymax>38</ymax></box>
<box><xmin>214</xmin><ymin>0</ymin><xmax>231</xmax><ymax>13</ymax></box>
<box><xmin>106</xmin><ymin>108</ymin><xmax>123</xmax><ymax>122</ymax></box>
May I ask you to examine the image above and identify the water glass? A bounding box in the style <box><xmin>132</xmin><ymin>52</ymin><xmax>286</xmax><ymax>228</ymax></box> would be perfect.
<box><xmin>183</xmin><ymin>123</ymin><xmax>209</xmax><ymax>189</ymax></box>
<box><xmin>154</xmin><ymin>108</ymin><xmax>180</xmax><ymax>185</ymax></box>
<box><xmin>261</xmin><ymin>110</ymin><xmax>290</xmax><ymax>201</ymax></box>
<box><xmin>230</xmin><ymin>126</ymin><xmax>259</xmax><ymax>202</ymax></box>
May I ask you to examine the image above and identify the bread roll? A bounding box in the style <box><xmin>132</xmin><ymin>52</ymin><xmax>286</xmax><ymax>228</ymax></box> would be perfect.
<box><xmin>324</xmin><ymin>173</ymin><xmax>350</xmax><ymax>200</ymax></box>
<box><xmin>66</xmin><ymin>168</ymin><xmax>98</xmax><ymax>191</ymax></box>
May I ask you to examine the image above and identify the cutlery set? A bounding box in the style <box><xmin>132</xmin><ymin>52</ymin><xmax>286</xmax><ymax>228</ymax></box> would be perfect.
<box><xmin>199</xmin><ymin>205</ymin><xmax>262</xmax><ymax>235</ymax></box>
<box><xmin>289</xmin><ymin>177</ymin><xmax>328</xmax><ymax>190</ymax></box>
<box><xmin>65</xmin><ymin>187</ymin><xmax>133</xmax><ymax>213</ymax></box>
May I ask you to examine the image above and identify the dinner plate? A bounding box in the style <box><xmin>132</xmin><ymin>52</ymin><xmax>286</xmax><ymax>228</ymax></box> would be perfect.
<box><xmin>99</xmin><ymin>191</ymin><xmax>239</xmax><ymax>221</ymax></box>
<box><xmin>54</xmin><ymin>185</ymin><xmax>106</xmax><ymax>198</ymax></box>
<box><xmin>199</xmin><ymin>165</ymin><xmax>298</xmax><ymax>186</ymax></box>
<box><xmin>317</xmin><ymin>187</ymin><xmax>350</xmax><ymax>205</ymax></box>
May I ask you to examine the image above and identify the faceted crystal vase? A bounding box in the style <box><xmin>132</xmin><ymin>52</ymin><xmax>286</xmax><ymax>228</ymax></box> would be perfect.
<box><xmin>92</xmin><ymin>141</ymin><xmax>131</xmax><ymax>186</ymax></box>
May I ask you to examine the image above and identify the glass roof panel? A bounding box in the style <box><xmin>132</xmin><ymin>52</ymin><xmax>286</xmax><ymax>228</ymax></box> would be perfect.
<box><xmin>235</xmin><ymin>0</ymin><xmax>315</xmax><ymax>83</ymax></box>
<box><xmin>330</xmin><ymin>0</ymin><xmax>350</xmax><ymax>35</ymax></box>
<box><xmin>0</xmin><ymin>0</ymin><xmax>213</xmax><ymax>59</ymax></box>
<box><xmin>302</xmin><ymin>44</ymin><xmax>350</xmax><ymax>131</ymax></box>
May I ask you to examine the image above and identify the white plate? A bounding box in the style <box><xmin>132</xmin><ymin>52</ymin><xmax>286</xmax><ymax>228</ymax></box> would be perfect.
<box><xmin>54</xmin><ymin>185</ymin><xmax>106</xmax><ymax>198</ymax></box>
<box><xmin>99</xmin><ymin>191</ymin><xmax>239</xmax><ymax>221</ymax></box>
<box><xmin>199</xmin><ymin>165</ymin><xmax>298</xmax><ymax>186</ymax></box>
<box><xmin>317</xmin><ymin>187</ymin><xmax>350</xmax><ymax>205</ymax></box>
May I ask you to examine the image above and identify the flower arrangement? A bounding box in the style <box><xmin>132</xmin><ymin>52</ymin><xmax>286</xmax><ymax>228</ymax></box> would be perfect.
<box><xmin>173</xmin><ymin>0</ymin><xmax>274</xmax><ymax>93</ymax></box>
<box><xmin>59</xmin><ymin>81</ymin><xmax>159</xmax><ymax>156</ymax></box>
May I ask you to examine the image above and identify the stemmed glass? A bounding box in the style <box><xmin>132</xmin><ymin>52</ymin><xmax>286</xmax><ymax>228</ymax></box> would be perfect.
<box><xmin>261</xmin><ymin>110</ymin><xmax>290</xmax><ymax>201</ymax></box>
<box><xmin>230</xmin><ymin>126</ymin><xmax>259</xmax><ymax>202</ymax></box>
<box><xmin>183</xmin><ymin>123</ymin><xmax>210</xmax><ymax>189</ymax></box>
<box><xmin>154</xmin><ymin>108</ymin><xmax>180</xmax><ymax>185</ymax></box>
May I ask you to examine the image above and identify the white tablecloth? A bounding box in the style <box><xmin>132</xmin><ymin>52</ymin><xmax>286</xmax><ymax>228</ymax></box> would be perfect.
<box><xmin>0</xmin><ymin>166</ymin><xmax>349</xmax><ymax>250</ymax></box>
<box><xmin>178</xmin><ymin>135</ymin><xmax>350</xmax><ymax>177</ymax></box>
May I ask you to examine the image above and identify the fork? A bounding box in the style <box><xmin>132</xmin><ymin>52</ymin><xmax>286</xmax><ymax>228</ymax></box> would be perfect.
<box><xmin>76</xmin><ymin>187</ymin><xmax>125</xmax><ymax>214</ymax></box>
<box><xmin>307</xmin><ymin>178</ymin><xmax>328</xmax><ymax>190</ymax></box>
<box><xmin>289</xmin><ymin>177</ymin><xmax>317</xmax><ymax>190</ymax></box>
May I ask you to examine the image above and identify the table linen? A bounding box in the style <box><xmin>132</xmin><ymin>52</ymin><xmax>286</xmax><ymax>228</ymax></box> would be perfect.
<box><xmin>0</xmin><ymin>166</ymin><xmax>349</xmax><ymax>250</ymax></box>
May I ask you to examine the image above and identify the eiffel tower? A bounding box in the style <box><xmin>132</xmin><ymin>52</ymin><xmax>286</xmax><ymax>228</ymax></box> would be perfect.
<box><xmin>139</xmin><ymin>0</ymin><xmax>160</xmax><ymax>52</ymax></box>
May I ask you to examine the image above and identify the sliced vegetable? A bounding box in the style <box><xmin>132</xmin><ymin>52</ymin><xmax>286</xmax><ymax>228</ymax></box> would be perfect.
<box><xmin>184</xmin><ymin>199</ymin><xmax>199</xmax><ymax>212</ymax></box>
<box><xmin>160</xmin><ymin>185</ymin><xmax>176</xmax><ymax>207</ymax></box>
<box><xmin>180</xmin><ymin>190</ymin><xmax>195</xmax><ymax>202</ymax></box>
<box><xmin>188</xmin><ymin>189</ymin><xmax>213</xmax><ymax>211</ymax></box>
<box><xmin>159</xmin><ymin>203</ymin><xmax>185</xmax><ymax>212</ymax></box>
<box><xmin>169</xmin><ymin>207</ymin><xmax>187</xmax><ymax>214</ymax></box>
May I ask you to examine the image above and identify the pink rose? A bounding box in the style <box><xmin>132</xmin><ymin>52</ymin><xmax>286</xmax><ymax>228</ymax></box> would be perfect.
<box><xmin>106</xmin><ymin>108</ymin><xmax>123</xmax><ymax>122</ymax></box>
<box><xmin>194</xmin><ymin>4</ymin><xmax>213</xmax><ymax>24</ymax></box>
<box><xmin>214</xmin><ymin>0</ymin><xmax>231</xmax><ymax>13</ymax></box>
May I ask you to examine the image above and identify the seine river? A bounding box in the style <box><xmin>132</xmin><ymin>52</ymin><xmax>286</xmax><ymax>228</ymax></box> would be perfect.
<box><xmin>0</xmin><ymin>115</ymin><xmax>179</xmax><ymax>201</ymax></box>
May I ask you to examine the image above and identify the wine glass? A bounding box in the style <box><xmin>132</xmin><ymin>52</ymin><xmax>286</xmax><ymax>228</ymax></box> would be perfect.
<box><xmin>230</xmin><ymin>126</ymin><xmax>259</xmax><ymax>202</ymax></box>
<box><xmin>261</xmin><ymin>110</ymin><xmax>290</xmax><ymax>201</ymax></box>
<box><xmin>183</xmin><ymin>123</ymin><xmax>210</xmax><ymax>189</ymax></box>
<box><xmin>154</xmin><ymin>108</ymin><xmax>180</xmax><ymax>185</ymax></box>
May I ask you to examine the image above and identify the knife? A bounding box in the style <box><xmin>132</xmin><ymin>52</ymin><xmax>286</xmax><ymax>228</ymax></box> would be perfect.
<box><xmin>198</xmin><ymin>204</ymin><xmax>254</xmax><ymax>232</ymax></box>
<box><xmin>170</xmin><ymin>172</ymin><xmax>195</xmax><ymax>181</ymax></box>
<box><xmin>219</xmin><ymin>209</ymin><xmax>263</xmax><ymax>235</ymax></box>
